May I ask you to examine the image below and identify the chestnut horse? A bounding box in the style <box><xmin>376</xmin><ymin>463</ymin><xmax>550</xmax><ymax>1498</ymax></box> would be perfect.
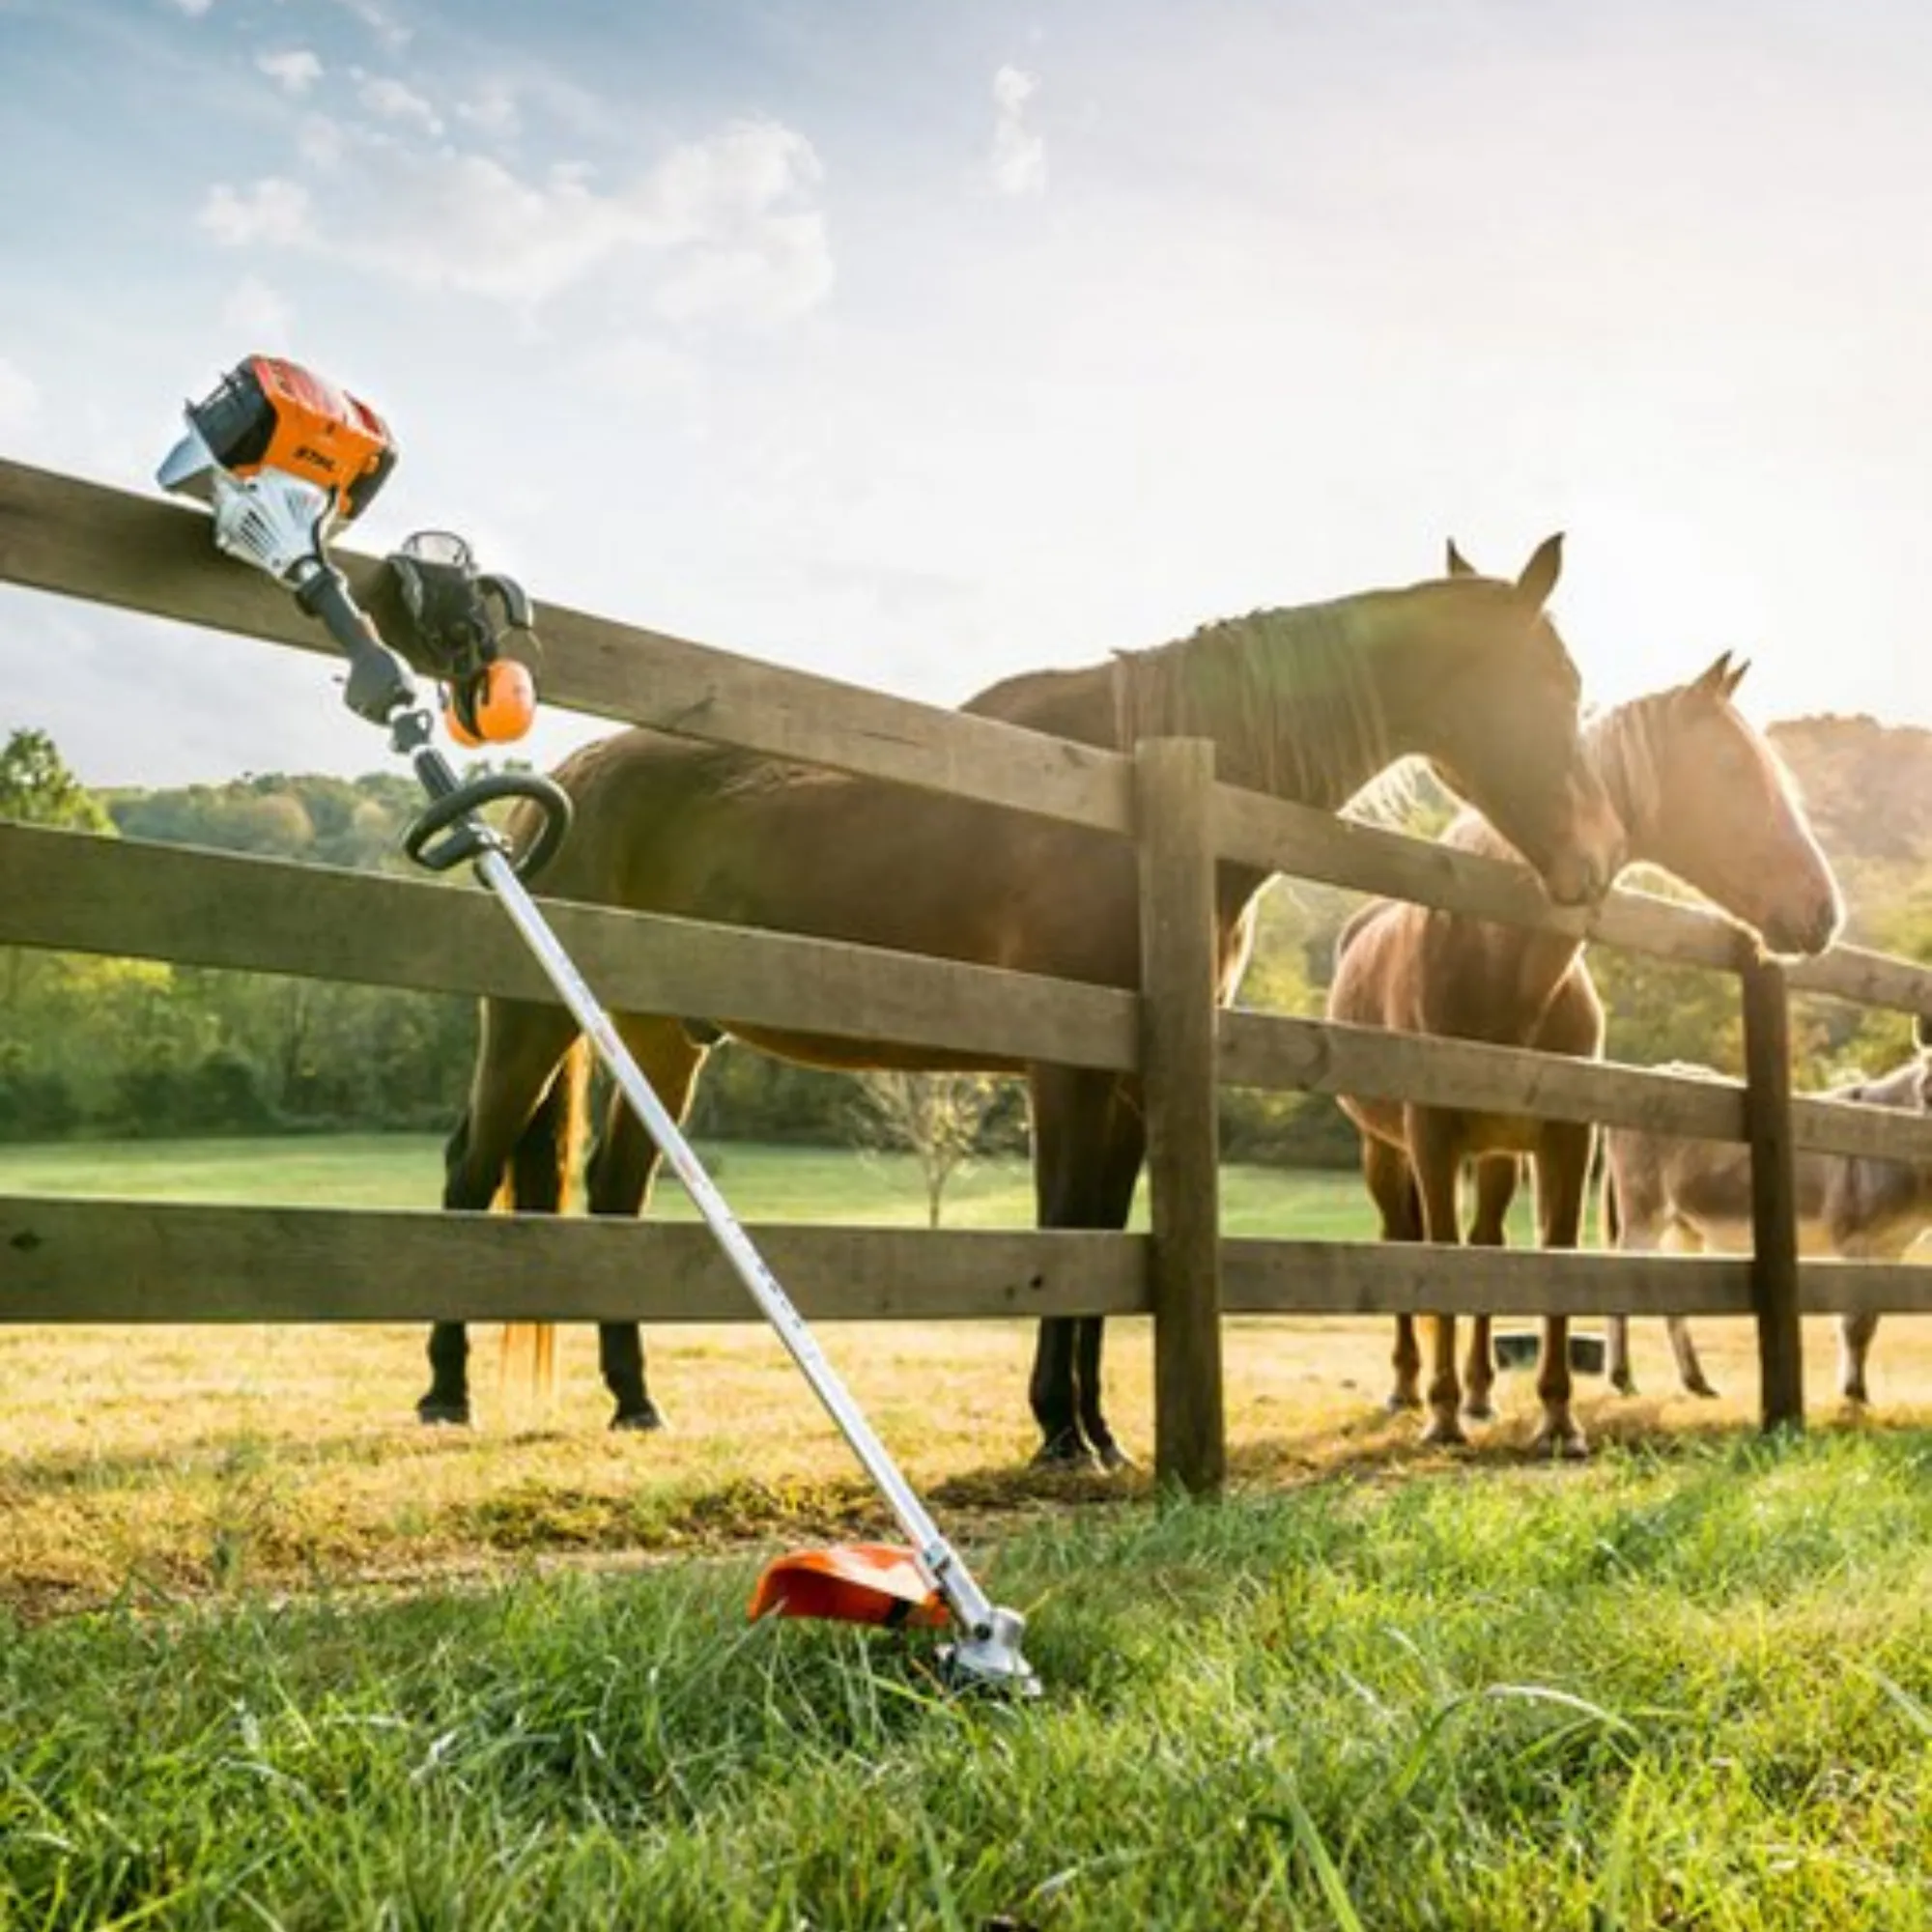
<box><xmin>1603</xmin><ymin>1049</ymin><xmax>1932</xmax><ymax>1406</ymax></box>
<box><xmin>1327</xmin><ymin>639</ymin><xmax>1841</xmax><ymax>1454</ymax></box>
<box><xmin>426</xmin><ymin>535</ymin><xmax>1625</xmax><ymax>1467</ymax></box>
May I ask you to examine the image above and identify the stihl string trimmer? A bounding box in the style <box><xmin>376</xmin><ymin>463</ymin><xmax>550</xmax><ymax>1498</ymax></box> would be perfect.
<box><xmin>158</xmin><ymin>355</ymin><xmax>1039</xmax><ymax>1697</ymax></box>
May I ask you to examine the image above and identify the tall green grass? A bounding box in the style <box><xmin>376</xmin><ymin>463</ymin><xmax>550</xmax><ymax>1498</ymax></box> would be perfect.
<box><xmin>5</xmin><ymin>1429</ymin><xmax>1929</xmax><ymax>1929</ymax></box>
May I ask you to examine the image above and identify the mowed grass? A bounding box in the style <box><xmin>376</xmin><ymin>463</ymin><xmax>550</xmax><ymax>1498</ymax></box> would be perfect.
<box><xmin>4</xmin><ymin>1431</ymin><xmax>1932</xmax><ymax>1928</ymax></box>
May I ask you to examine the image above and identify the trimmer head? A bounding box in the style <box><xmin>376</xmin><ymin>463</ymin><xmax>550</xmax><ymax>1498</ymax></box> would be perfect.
<box><xmin>751</xmin><ymin>1543</ymin><xmax>1040</xmax><ymax>1696</ymax></box>
<box><xmin>751</xmin><ymin>1543</ymin><xmax>950</xmax><ymax>1629</ymax></box>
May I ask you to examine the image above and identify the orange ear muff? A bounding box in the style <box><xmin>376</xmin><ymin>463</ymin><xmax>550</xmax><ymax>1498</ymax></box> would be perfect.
<box><xmin>442</xmin><ymin>682</ymin><xmax>484</xmax><ymax>749</ymax></box>
<box><xmin>471</xmin><ymin>660</ymin><xmax>535</xmax><ymax>743</ymax></box>
<box><xmin>443</xmin><ymin>661</ymin><xmax>536</xmax><ymax>747</ymax></box>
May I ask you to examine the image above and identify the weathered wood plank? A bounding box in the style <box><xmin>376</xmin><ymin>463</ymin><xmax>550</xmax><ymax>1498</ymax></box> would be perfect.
<box><xmin>1221</xmin><ymin>1240</ymin><xmax>1755</xmax><ymax>1316</ymax></box>
<box><xmin>1135</xmin><ymin>738</ymin><xmax>1225</xmax><ymax>1492</ymax></box>
<box><xmin>1214</xmin><ymin>786</ymin><xmax>1742</xmax><ymax>966</ymax></box>
<box><xmin>1789</xmin><ymin>1092</ymin><xmax>1932</xmax><ymax>1166</ymax></box>
<box><xmin>0</xmin><ymin>823</ymin><xmax>1138</xmax><ymax>1070</ymax></box>
<box><xmin>7</xmin><ymin>1195</ymin><xmax>1922</xmax><ymax>1326</ymax></box>
<box><xmin>1787</xmin><ymin>944</ymin><xmax>1932</xmax><ymax>1018</ymax></box>
<box><xmin>1742</xmin><ymin>956</ymin><xmax>1804</xmax><ymax>1431</ymax></box>
<box><xmin>0</xmin><ymin>1196</ymin><xmax>1148</xmax><ymax>1322</ymax></box>
<box><xmin>0</xmin><ymin>458</ymin><xmax>1131</xmax><ymax>833</ymax></box>
<box><xmin>1799</xmin><ymin>1261</ymin><xmax>1932</xmax><ymax>1316</ymax></box>
<box><xmin>1219</xmin><ymin>1009</ymin><xmax>1748</xmax><ymax>1141</ymax></box>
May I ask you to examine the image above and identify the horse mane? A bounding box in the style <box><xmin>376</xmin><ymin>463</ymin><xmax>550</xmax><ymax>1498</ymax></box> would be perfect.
<box><xmin>1110</xmin><ymin>593</ymin><xmax>1401</xmax><ymax>807</ymax></box>
<box><xmin>1585</xmin><ymin>683</ymin><xmax>1803</xmax><ymax>840</ymax></box>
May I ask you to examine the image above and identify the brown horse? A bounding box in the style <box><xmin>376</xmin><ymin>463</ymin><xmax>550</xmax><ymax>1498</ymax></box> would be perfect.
<box><xmin>1603</xmin><ymin>1050</ymin><xmax>1932</xmax><ymax>1406</ymax></box>
<box><xmin>1327</xmin><ymin>640</ymin><xmax>1841</xmax><ymax>1455</ymax></box>
<box><xmin>426</xmin><ymin>534</ymin><xmax>1626</xmax><ymax>1468</ymax></box>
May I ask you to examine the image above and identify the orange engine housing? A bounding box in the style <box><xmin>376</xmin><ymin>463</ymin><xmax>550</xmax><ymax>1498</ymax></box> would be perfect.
<box><xmin>192</xmin><ymin>355</ymin><xmax>396</xmax><ymax>523</ymax></box>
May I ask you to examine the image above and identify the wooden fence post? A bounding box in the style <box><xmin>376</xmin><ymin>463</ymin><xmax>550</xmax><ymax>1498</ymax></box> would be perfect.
<box><xmin>1134</xmin><ymin>736</ymin><xmax>1226</xmax><ymax>1492</ymax></box>
<box><xmin>1740</xmin><ymin>952</ymin><xmax>1804</xmax><ymax>1432</ymax></box>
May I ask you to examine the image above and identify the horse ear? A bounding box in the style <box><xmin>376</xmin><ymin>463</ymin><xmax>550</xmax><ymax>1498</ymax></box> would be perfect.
<box><xmin>1445</xmin><ymin>539</ymin><xmax>1478</xmax><ymax>579</ymax></box>
<box><xmin>1692</xmin><ymin>651</ymin><xmax>1735</xmax><ymax>698</ymax></box>
<box><xmin>1515</xmin><ymin>532</ymin><xmax>1564</xmax><ymax>608</ymax></box>
<box><xmin>1724</xmin><ymin>656</ymin><xmax>1751</xmax><ymax>696</ymax></box>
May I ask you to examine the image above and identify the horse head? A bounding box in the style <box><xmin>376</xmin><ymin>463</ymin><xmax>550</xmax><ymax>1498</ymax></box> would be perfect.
<box><xmin>1628</xmin><ymin>652</ymin><xmax>1843</xmax><ymax>958</ymax></box>
<box><xmin>1399</xmin><ymin>533</ymin><xmax>1625</xmax><ymax>909</ymax></box>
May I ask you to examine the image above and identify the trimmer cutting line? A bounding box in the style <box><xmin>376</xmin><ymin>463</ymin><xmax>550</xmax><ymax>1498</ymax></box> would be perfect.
<box><xmin>157</xmin><ymin>355</ymin><xmax>1039</xmax><ymax>1696</ymax></box>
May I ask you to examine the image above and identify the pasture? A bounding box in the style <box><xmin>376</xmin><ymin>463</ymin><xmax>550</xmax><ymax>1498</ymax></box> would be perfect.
<box><xmin>2</xmin><ymin>1134</ymin><xmax>1927</xmax><ymax>1604</ymax></box>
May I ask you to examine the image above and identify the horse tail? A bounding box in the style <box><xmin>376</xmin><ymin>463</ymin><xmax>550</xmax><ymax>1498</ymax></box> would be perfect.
<box><xmin>1601</xmin><ymin>1145</ymin><xmax>1621</xmax><ymax>1250</ymax></box>
<box><xmin>498</xmin><ymin>1039</ymin><xmax>588</xmax><ymax>1408</ymax></box>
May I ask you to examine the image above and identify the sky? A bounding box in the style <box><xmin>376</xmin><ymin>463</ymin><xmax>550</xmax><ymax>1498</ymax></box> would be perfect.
<box><xmin>2</xmin><ymin>0</ymin><xmax>1929</xmax><ymax>788</ymax></box>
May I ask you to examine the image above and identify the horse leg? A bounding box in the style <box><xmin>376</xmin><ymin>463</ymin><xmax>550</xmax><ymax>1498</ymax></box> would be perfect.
<box><xmin>1529</xmin><ymin>1125</ymin><xmax>1592</xmax><ymax>1460</ymax></box>
<box><xmin>1028</xmin><ymin>1065</ymin><xmax>1144</xmax><ymax>1470</ymax></box>
<box><xmin>1603</xmin><ymin>1167</ymin><xmax>1644</xmax><ymax>1397</ymax></box>
<box><xmin>1067</xmin><ymin>1081</ymin><xmax>1147</xmax><ymax>1473</ymax></box>
<box><xmin>1668</xmin><ymin>1317</ymin><xmax>1719</xmax><ymax>1398</ymax></box>
<box><xmin>1605</xmin><ymin>1315</ymin><xmax>1635</xmax><ymax>1396</ymax></box>
<box><xmin>1462</xmin><ymin>1156</ymin><xmax>1517</xmax><ymax>1423</ymax></box>
<box><xmin>1838</xmin><ymin>1311</ymin><xmax>1880</xmax><ymax>1407</ymax></box>
<box><xmin>424</xmin><ymin>998</ymin><xmax>581</xmax><ymax>1425</ymax></box>
<box><xmin>586</xmin><ymin>1016</ymin><xmax>712</xmax><ymax>1432</ymax></box>
<box><xmin>1362</xmin><ymin>1138</ymin><xmax>1423</xmax><ymax>1411</ymax></box>
<box><xmin>1407</xmin><ymin>1109</ymin><xmax>1466</xmax><ymax>1447</ymax></box>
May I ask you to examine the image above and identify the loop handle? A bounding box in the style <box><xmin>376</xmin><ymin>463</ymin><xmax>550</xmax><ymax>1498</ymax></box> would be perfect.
<box><xmin>403</xmin><ymin>771</ymin><xmax>572</xmax><ymax>881</ymax></box>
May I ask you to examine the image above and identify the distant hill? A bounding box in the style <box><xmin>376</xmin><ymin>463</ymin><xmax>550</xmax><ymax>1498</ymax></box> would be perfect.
<box><xmin>1766</xmin><ymin>715</ymin><xmax>1932</xmax><ymax>950</ymax></box>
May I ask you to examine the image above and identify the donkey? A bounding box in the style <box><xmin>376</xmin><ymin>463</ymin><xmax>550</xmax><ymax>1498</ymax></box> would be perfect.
<box><xmin>1327</xmin><ymin>636</ymin><xmax>1841</xmax><ymax>1454</ymax></box>
<box><xmin>1604</xmin><ymin>1050</ymin><xmax>1932</xmax><ymax>1405</ymax></box>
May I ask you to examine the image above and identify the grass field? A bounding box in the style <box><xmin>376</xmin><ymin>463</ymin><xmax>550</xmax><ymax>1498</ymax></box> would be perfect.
<box><xmin>5</xmin><ymin>1432</ymin><xmax>1932</xmax><ymax>1927</ymax></box>
<box><xmin>4</xmin><ymin>1136</ymin><xmax>1932</xmax><ymax>1926</ymax></box>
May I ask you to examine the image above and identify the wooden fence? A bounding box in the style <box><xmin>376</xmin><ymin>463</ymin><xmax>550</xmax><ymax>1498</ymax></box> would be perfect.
<box><xmin>3</xmin><ymin>455</ymin><xmax>1931</xmax><ymax>1493</ymax></box>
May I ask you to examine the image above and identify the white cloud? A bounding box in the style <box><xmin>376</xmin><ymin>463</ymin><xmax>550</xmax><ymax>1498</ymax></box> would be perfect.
<box><xmin>990</xmin><ymin>65</ymin><xmax>1046</xmax><ymax>197</ymax></box>
<box><xmin>221</xmin><ymin>275</ymin><xmax>295</xmax><ymax>347</ymax></box>
<box><xmin>583</xmin><ymin>336</ymin><xmax>704</xmax><ymax>411</ymax></box>
<box><xmin>197</xmin><ymin>118</ymin><xmax>833</xmax><ymax>321</ymax></box>
<box><xmin>456</xmin><ymin>80</ymin><xmax>520</xmax><ymax>140</ymax></box>
<box><xmin>257</xmin><ymin>49</ymin><xmax>324</xmax><ymax>97</ymax></box>
<box><xmin>297</xmin><ymin>114</ymin><xmax>348</xmax><ymax>169</ymax></box>
<box><xmin>356</xmin><ymin>74</ymin><xmax>441</xmax><ymax>135</ymax></box>
<box><xmin>164</xmin><ymin>0</ymin><xmax>213</xmax><ymax>15</ymax></box>
<box><xmin>200</xmin><ymin>177</ymin><xmax>314</xmax><ymax>246</ymax></box>
<box><xmin>0</xmin><ymin>355</ymin><xmax>38</xmax><ymax>432</ymax></box>
<box><xmin>332</xmin><ymin>0</ymin><xmax>411</xmax><ymax>50</ymax></box>
<box><xmin>654</xmin><ymin>211</ymin><xmax>833</xmax><ymax>326</ymax></box>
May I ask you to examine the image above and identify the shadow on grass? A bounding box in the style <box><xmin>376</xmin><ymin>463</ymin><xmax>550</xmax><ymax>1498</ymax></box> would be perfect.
<box><xmin>10</xmin><ymin>1398</ymin><xmax>1930</xmax><ymax>1627</ymax></box>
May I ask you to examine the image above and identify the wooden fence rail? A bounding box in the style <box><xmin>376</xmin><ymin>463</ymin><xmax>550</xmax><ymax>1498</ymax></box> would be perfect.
<box><xmin>3</xmin><ymin>455</ymin><xmax>1930</xmax><ymax>1493</ymax></box>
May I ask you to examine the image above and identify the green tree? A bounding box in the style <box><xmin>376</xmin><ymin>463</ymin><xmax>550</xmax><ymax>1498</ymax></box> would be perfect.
<box><xmin>0</xmin><ymin>726</ymin><xmax>110</xmax><ymax>831</ymax></box>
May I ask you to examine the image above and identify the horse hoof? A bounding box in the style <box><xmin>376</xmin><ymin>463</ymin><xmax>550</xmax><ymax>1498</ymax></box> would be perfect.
<box><xmin>611</xmin><ymin>1402</ymin><xmax>666</xmax><ymax>1433</ymax></box>
<box><xmin>1687</xmin><ymin>1378</ymin><xmax>1720</xmax><ymax>1401</ymax></box>
<box><xmin>1031</xmin><ymin>1430</ymin><xmax>1100</xmax><ymax>1472</ymax></box>
<box><xmin>1462</xmin><ymin>1398</ymin><xmax>1496</xmax><ymax>1424</ymax></box>
<box><xmin>1609</xmin><ymin>1373</ymin><xmax>1635</xmax><ymax>1398</ymax></box>
<box><xmin>1418</xmin><ymin>1414</ymin><xmax>1466</xmax><ymax>1448</ymax></box>
<box><xmin>1384</xmin><ymin>1390</ymin><xmax>1423</xmax><ymax>1414</ymax></box>
<box><xmin>1533</xmin><ymin>1422</ymin><xmax>1589</xmax><ymax>1461</ymax></box>
<box><xmin>1094</xmin><ymin>1437</ymin><xmax>1137</xmax><ymax>1474</ymax></box>
<box><xmin>417</xmin><ymin>1399</ymin><xmax>471</xmax><ymax>1428</ymax></box>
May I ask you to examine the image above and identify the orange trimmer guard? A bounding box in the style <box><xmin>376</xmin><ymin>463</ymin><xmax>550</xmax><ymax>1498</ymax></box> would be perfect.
<box><xmin>749</xmin><ymin>1543</ymin><xmax>951</xmax><ymax>1629</ymax></box>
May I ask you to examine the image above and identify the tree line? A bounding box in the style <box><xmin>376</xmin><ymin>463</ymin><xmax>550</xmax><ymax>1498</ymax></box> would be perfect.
<box><xmin>3</xmin><ymin>721</ymin><xmax>1926</xmax><ymax>1160</ymax></box>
